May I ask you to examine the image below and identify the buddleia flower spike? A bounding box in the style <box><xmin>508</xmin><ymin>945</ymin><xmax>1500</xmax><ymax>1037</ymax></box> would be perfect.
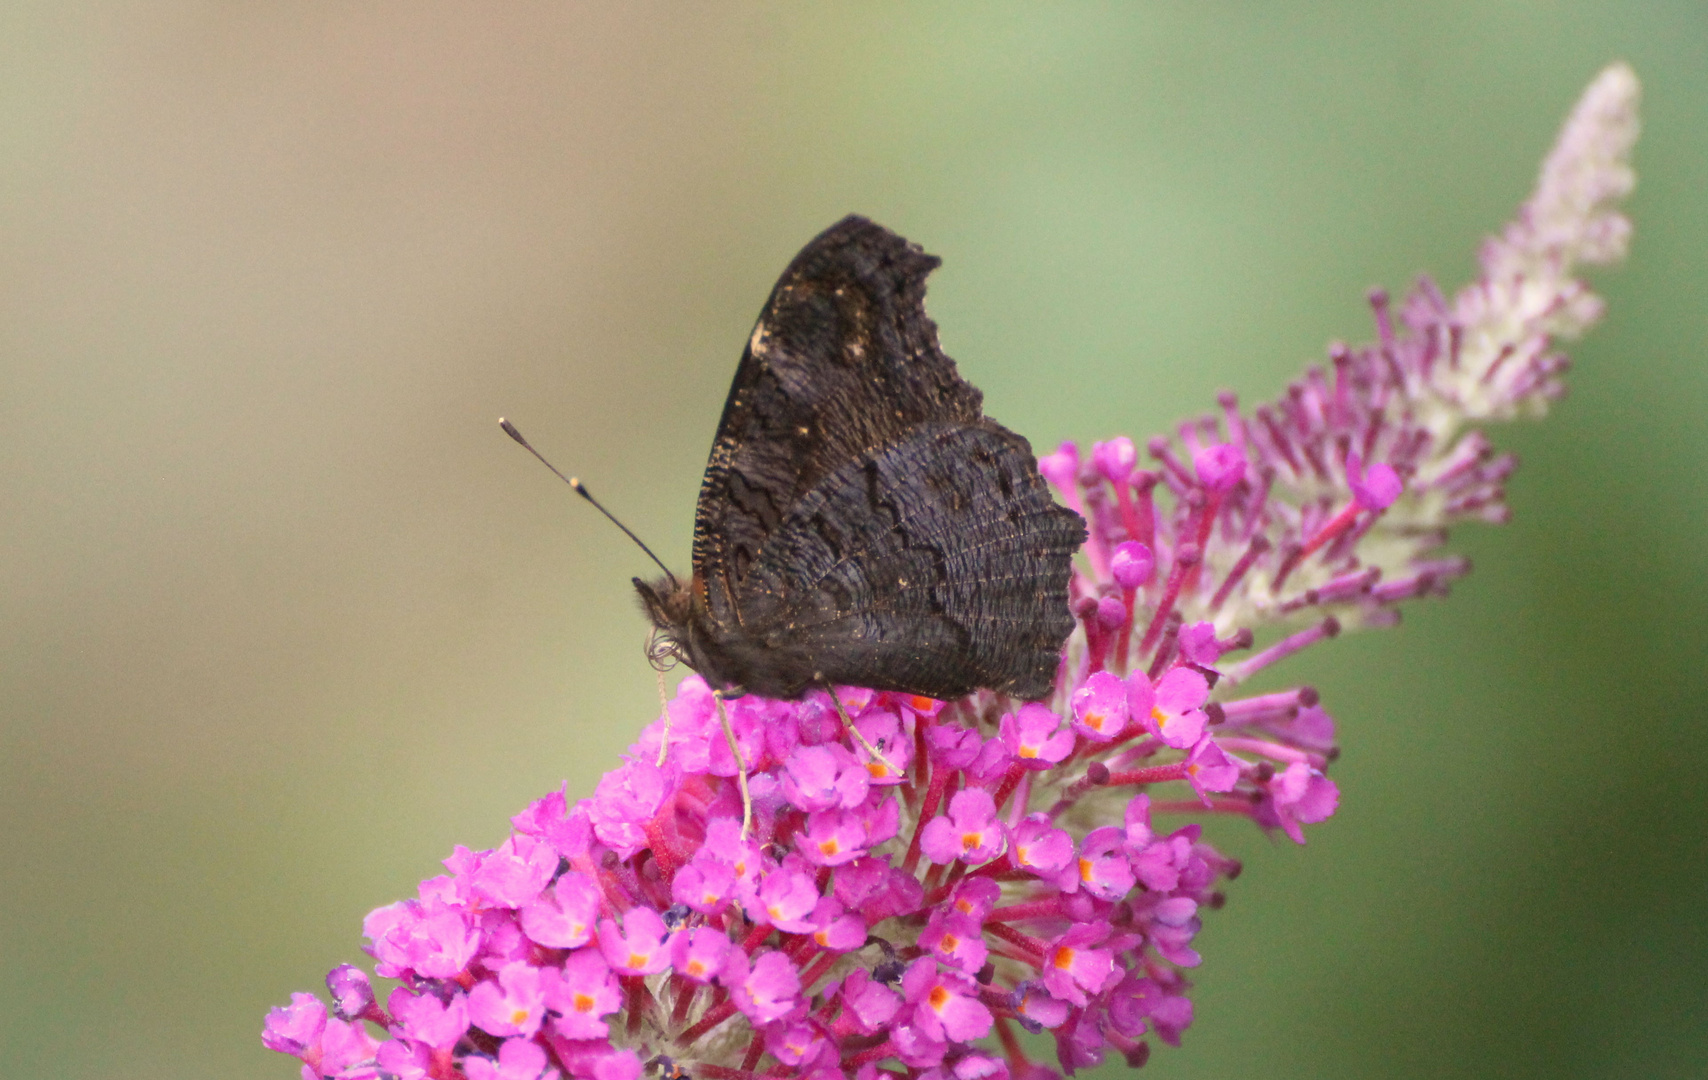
<box><xmin>267</xmin><ymin>64</ymin><xmax>1637</xmax><ymax>1080</ymax></box>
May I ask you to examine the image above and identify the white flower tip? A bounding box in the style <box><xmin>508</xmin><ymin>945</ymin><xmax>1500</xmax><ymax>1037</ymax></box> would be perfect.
<box><xmin>1529</xmin><ymin>63</ymin><xmax>1642</xmax><ymax>266</ymax></box>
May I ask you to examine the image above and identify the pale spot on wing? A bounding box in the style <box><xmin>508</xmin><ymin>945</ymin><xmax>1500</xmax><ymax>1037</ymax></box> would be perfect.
<box><xmin>749</xmin><ymin>325</ymin><xmax>769</xmax><ymax>357</ymax></box>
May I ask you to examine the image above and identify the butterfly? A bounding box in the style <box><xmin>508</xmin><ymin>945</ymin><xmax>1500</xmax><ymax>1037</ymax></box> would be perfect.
<box><xmin>634</xmin><ymin>216</ymin><xmax>1085</xmax><ymax>703</ymax></box>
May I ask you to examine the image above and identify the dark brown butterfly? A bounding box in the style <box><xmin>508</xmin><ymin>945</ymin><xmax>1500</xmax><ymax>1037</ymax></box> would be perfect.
<box><xmin>634</xmin><ymin>216</ymin><xmax>1084</xmax><ymax>702</ymax></box>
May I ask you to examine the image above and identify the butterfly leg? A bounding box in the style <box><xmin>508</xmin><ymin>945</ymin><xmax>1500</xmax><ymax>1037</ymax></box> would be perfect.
<box><xmin>827</xmin><ymin>685</ymin><xmax>901</xmax><ymax>781</ymax></box>
<box><xmin>712</xmin><ymin>691</ymin><xmax>754</xmax><ymax>838</ymax></box>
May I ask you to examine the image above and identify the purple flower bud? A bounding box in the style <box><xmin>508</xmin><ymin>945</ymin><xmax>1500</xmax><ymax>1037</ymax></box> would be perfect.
<box><xmin>1193</xmin><ymin>442</ymin><xmax>1248</xmax><ymax>492</ymax></box>
<box><xmin>1109</xmin><ymin>540</ymin><xmax>1154</xmax><ymax>589</ymax></box>
<box><xmin>1037</xmin><ymin>441</ymin><xmax>1080</xmax><ymax>495</ymax></box>
<box><xmin>324</xmin><ymin>964</ymin><xmax>374</xmax><ymax>1022</ymax></box>
<box><xmin>1092</xmin><ymin>436</ymin><xmax>1137</xmax><ymax>483</ymax></box>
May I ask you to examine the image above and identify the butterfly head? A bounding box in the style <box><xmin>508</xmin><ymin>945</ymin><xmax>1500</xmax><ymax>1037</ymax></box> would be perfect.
<box><xmin>634</xmin><ymin>572</ymin><xmax>769</xmax><ymax>698</ymax></box>
<box><xmin>634</xmin><ymin>574</ymin><xmax>693</xmax><ymax>667</ymax></box>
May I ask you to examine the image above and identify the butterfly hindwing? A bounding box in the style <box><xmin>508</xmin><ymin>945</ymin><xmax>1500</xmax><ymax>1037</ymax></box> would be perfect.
<box><xmin>734</xmin><ymin>422</ymin><xmax>1084</xmax><ymax>700</ymax></box>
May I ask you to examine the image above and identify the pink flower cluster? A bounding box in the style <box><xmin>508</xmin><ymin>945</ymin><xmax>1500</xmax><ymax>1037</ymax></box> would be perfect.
<box><xmin>265</xmin><ymin>65</ymin><xmax>1636</xmax><ymax>1080</ymax></box>
<box><xmin>265</xmin><ymin>659</ymin><xmax>1296</xmax><ymax>1080</ymax></box>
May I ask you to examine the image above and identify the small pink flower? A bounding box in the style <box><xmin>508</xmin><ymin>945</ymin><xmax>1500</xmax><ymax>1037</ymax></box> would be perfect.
<box><xmin>596</xmin><ymin>907</ymin><xmax>671</xmax><ymax>976</ymax></box>
<box><xmin>1000</xmin><ymin>703</ymin><xmax>1074</xmax><ymax>766</ymax></box>
<box><xmin>749</xmin><ymin>863</ymin><xmax>820</xmax><ymax>933</ymax></box>
<box><xmin>669</xmin><ymin>924</ymin><xmax>732</xmax><ymax>984</ymax></box>
<box><xmin>853</xmin><ymin>708</ymin><xmax>913</xmax><ymax>784</ymax></box>
<box><xmin>387</xmin><ymin>985</ymin><xmax>469</xmax><ymax>1049</ymax></box>
<box><xmin>470</xmin><ymin>833</ymin><xmax>559</xmax><ymax>908</ymax></box>
<box><xmin>1010</xmin><ymin>981</ymin><xmax>1069</xmax><ymax>1031</ymax></box>
<box><xmin>920</xmin><ymin>909</ymin><xmax>989</xmax><ymax>974</ymax></box>
<box><xmin>726</xmin><ymin>948</ymin><xmax>802</xmax><ymax>1025</ymax></box>
<box><xmin>463</xmin><ymin>1037</ymin><xmax>555</xmax><ymax>1080</ymax></box>
<box><xmin>1071</xmin><ymin>671</ymin><xmax>1130</xmax><ymax>741</ymax></box>
<box><xmin>365</xmin><ymin>900</ymin><xmax>480</xmax><ymax>980</ymax></box>
<box><xmin>375</xmin><ymin>1038</ymin><xmax>433</xmax><ymax>1080</ymax></box>
<box><xmin>545</xmin><ymin>948</ymin><xmax>621</xmax><ymax>1040</ymax></box>
<box><xmin>1184</xmin><ymin>736</ymin><xmax>1242</xmax><ymax>802</ymax></box>
<box><xmin>315</xmin><ymin>1017</ymin><xmax>380</xmax><ymax>1077</ymax></box>
<box><xmin>1042</xmin><ymin>925</ymin><xmax>1116</xmax><ymax>1007</ymax></box>
<box><xmin>807</xmin><ymin>897</ymin><xmax>867</xmax><ymax>952</ymax></box>
<box><xmin>781</xmin><ymin>743</ymin><xmax>870</xmax><ymax>812</ymax></box>
<box><xmin>766</xmin><ymin>1019</ymin><xmax>836</xmax><ymax>1070</ymax></box>
<box><xmin>519</xmin><ymin>869</ymin><xmax>603</xmax><ymax>948</ymax></box>
<box><xmin>1176</xmin><ymin>621</ymin><xmax>1222</xmax><ymax>665</ymax></box>
<box><xmin>1260</xmin><ymin>762</ymin><xmax>1341</xmax><ymax>843</ymax></box>
<box><xmin>798</xmin><ymin>807</ymin><xmax>871</xmax><ymax>866</ymax></box>
<box><xmin>903</xmin><ymin>958</ymin><xmax>994</xmax><ymax>1043</ymax></box>
<box><xmin>468</xmin><ymin>960</ymin><xmax>547</xmax><ymax>1038</ymax></box>
<box><xmin>838</xmin><ymin>968</ymin><xmax>902</xmax><ymax>1033</ymax></box>
<box><xmin>919</xmin><ymin>789</ymin><xmax>1005</xmax><ymax>865</ymax></box>
<box><xmin>261</xmin><ymin>993</ymin><xmax>325</xmax><ymax>1056</ymax></box>
<box><xmin>672</xmin><ymin>852</ymin><xmax>737</xmax><ymax>913</ymax></box>
<box><xmin>1131</xmin><ymin>668</ymin><xmax>1210</xmax><ymax>749</ymax></box>
<box><xmin>1009</xmin><ymin>813</ymin><xmax>1075</xmax><ymax>886</ymax></box>
<box><xmin>1076</xmin><ymin>826</ymin><xmax>1136</xmax><ymax>900</ymax></box>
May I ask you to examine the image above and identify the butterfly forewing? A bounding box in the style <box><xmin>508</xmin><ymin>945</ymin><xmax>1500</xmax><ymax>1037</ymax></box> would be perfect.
<box><xmin>692</xmin><ymin>217</ymin><xmax>986</xmax><ymax>606</ymax></box>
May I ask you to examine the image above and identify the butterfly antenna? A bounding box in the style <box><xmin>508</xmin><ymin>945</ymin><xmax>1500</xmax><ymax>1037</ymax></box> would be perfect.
<box><xmin>500</xmin><ymin>418</ymin><xmax>681</xmax><ymax>591</ymax></box>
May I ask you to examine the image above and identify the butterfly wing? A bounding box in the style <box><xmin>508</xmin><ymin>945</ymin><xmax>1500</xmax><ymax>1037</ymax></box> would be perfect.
<box><xmin>734</xmin><ymin>422</ymin><xmax>1085</xmax><ymax>700</ymax></box>
<box><xmin>691</xmin><ymin>216</ymin><xmax>985</xmax><ymax>620</ymax></box>
<box><xmin>686</xmin><ymin>215</ymin><xmax>1083</xmax><ymax>700</ymax></box>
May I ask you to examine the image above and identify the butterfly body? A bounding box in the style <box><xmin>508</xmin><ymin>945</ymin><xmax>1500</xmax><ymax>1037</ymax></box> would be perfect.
<box><xmin>638</xmin><ymin>216</ymin><xmax>1084</xmax><ymax>702</ymax></box>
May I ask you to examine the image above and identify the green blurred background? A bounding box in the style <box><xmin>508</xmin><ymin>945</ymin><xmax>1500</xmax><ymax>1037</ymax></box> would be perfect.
<box><xmin>2</xmin><ymin>4</ymin><xmax>1704</xmax><ymax>1078</ymax></box>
